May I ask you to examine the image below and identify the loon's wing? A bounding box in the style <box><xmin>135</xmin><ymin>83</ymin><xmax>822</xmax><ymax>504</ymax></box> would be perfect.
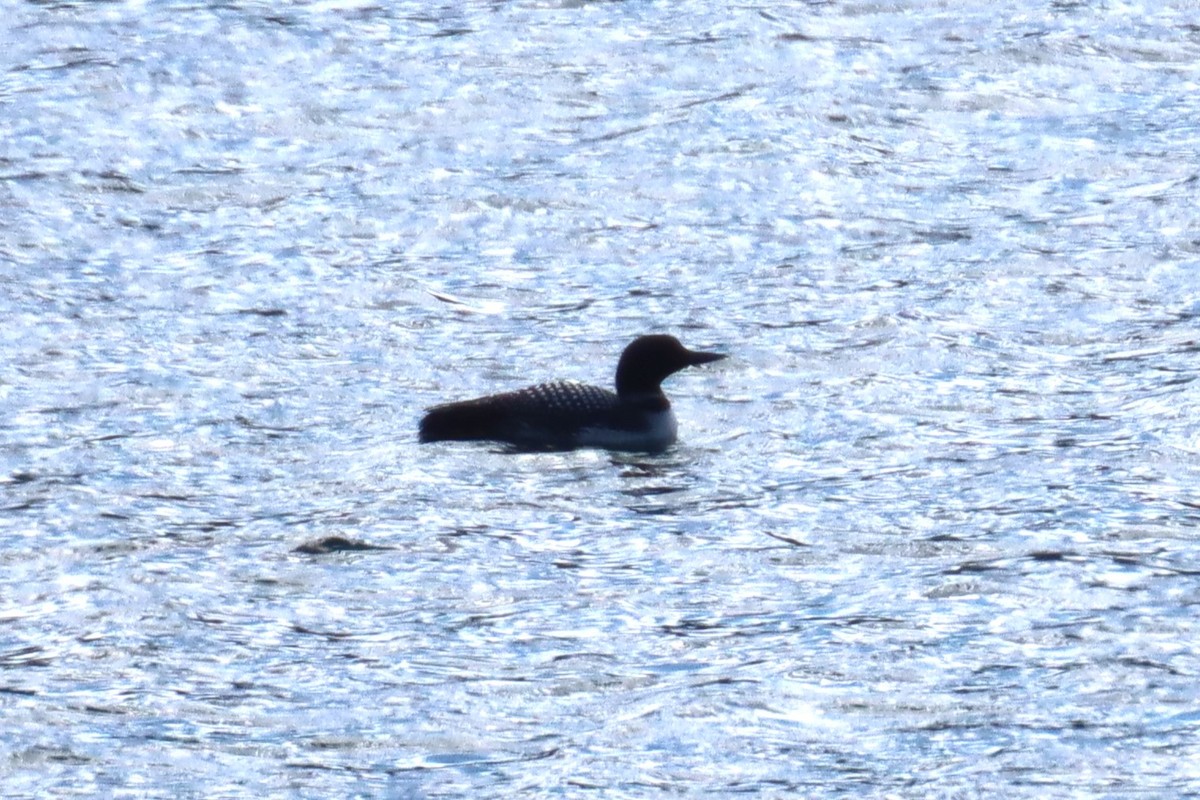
<box><xmin>419</xmin><ymin>381</ymin><xmax>620</xmax><ymax>445</ymax></box>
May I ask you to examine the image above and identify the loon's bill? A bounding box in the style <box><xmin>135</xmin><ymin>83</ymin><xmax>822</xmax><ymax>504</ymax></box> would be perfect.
<box><xmin>419</xmin><ymin>334</ymin><xmax>725</xmax><ymax>452</ymax></box>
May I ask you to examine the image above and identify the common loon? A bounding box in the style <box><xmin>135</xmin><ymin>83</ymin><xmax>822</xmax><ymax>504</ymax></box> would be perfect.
<box><xmin>419</xmin><ymin>334</ymin><xmax>725</xmax><ymax>452</ymax></box>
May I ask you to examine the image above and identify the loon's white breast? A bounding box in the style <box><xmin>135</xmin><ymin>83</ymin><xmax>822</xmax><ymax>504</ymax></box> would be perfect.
<box><xmin>577</xmin><ymin>406</ymin><xmax>678</xmax><ymax>451</ymax></box>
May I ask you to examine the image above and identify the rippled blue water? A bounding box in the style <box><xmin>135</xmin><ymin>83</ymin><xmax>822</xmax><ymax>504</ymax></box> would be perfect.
<box><xmin>3</xmin><ymin>1</ymin><xmax>1200</xmax><ymax>796</ymax></box>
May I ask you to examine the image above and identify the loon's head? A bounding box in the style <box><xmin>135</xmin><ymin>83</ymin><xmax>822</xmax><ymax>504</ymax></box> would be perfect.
<box><xmin>614</xmin><ymin>334</ymin><xmax>726</xmax><ymax>397</ymax></box>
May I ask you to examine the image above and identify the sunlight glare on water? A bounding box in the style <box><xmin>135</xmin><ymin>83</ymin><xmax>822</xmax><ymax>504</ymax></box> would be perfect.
<box><xmin>2</xmin><ymin>0</ymin><xmax>1200</xmax><ymax>797</ymax></box>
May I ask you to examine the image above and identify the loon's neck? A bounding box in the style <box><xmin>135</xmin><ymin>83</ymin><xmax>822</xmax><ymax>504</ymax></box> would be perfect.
<box><xmin>616</xmin><ymin>390</ymin><xmax>671</xmax><ymax>413</ymax></box>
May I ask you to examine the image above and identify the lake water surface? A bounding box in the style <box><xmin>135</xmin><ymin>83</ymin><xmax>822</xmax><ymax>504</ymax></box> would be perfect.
<box><xmin>3</xmin><ymin>1</ymin><xmax>1200</xmax><ymax>797</ymax></box>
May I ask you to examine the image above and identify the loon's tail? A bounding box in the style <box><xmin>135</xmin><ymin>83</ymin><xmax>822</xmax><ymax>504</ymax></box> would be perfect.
<box><xmin>418</xmin><ymin>400</ymin><xmax>506</xmax><ymax>443</ymax></box>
